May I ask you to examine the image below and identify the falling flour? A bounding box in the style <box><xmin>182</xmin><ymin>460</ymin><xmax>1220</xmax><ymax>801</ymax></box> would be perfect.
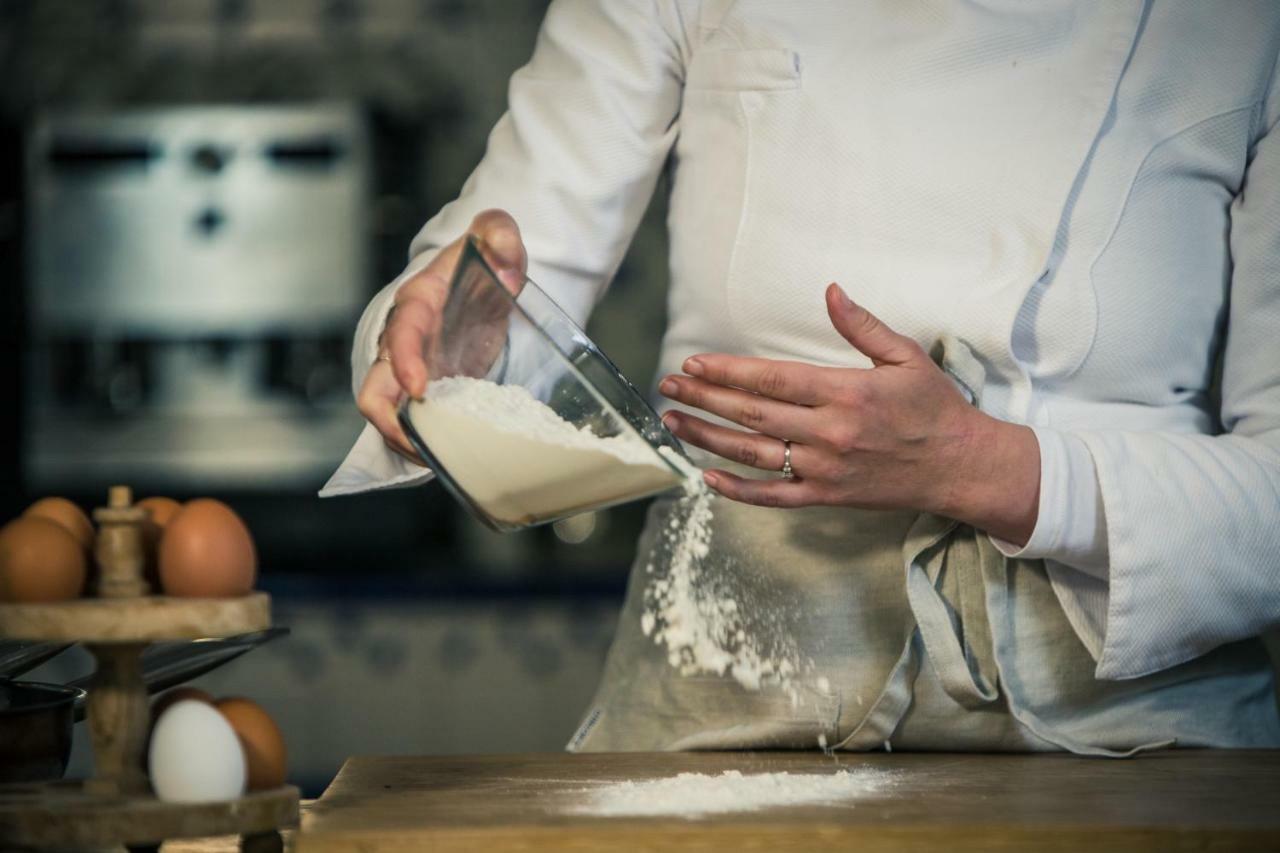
<box><xmin>405</xmin><ymin>377</ymin><xmax>682</xmax><ymax>525</ymax></box>
<box><xmin>640</xmin><ymin>449</ymin><xmax>807</xmax><ymax>695</ymax></box>
<box><xmin>566</xmin><ymin>769</ymin><xmax>897</xmax><ymax>819</ymax></box>
<box><xmin>409</xmin><ymin>375</ymin><xmax>810</xmax><ymax>696</ymax></box>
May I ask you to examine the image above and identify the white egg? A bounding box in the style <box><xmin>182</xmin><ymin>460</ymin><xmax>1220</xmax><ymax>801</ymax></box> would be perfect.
<box><xmin>148</xmin><ymin>699</ymin><xmax>247</xmax><ymax>802</ymax></box>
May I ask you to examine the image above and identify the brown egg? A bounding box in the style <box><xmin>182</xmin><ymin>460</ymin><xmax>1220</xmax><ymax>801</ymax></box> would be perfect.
<box><xmin>158</xmin><ymin>499</ymin><xmax>256</xmax><ymax>598</ymax></box>
<box><xmin>137</xmin><ymin>497</ymin><xmax>182</xmax><ymax>529</ymax></box>
<box><xmin>137</xmin><ymin>497</ymin><xmax>182</xmax><ymax>592</ymax></box>
<box><xmin>151</xmin><ymin>686</ymin><xmax>214</xmax><ymax>723</ymax></box>
<box><xmin>215</xmin><ymin>697</ymin><xmax>287</xmax><ymax>790</ymax></box>
<box><xmin>23</xmin><ymin>497</ymin><xmax>94</xmax><ymax>552</ymax></box>
<box><xmin>0</xmin><ymin>517</ymin><xmax>88</xmax><ymax>602</ymax></box>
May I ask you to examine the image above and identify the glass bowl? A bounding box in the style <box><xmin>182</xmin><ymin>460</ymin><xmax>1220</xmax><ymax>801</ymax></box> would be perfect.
<box><xmin>397</xmin><ymin>235</ymin><xmax>690</xmax><ymax>531</ymax></box>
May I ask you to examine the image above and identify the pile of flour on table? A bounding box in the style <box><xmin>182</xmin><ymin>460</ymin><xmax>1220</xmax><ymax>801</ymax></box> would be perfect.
<box><xmin>640</xmin><ymin>448</ymin><xmax>807</xmax><ymax>696</ymax></box>
<box><xmin>567</xmin><ymin>768</ymin><xmax>896</xmax><ymax>818</ymax></box>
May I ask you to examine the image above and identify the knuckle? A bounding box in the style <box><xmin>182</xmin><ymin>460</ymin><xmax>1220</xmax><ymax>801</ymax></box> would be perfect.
<box><xmin>736</xmin><ymin>443</ymin><xmax>760</xmax><ymax>467</ymax></box>
<box><xmin>821</xmin><ymin>424</ymin><xmax>859</xmax><ymax>453</ymax></box>
<box><xmin>857</xmin><ymin>310</ymin><xmax>882</xmax><ymax>336</ymax></box>
<box><xmin>356</xmin><ymin>383</ymin><xmax>382</xmax><ymax>415</ymax></box>
<box><xmin>739</xmin><ymin>402</ymin><xmax>767</xmax><ymax>427</ymax></box>
<box><xmin>838</xmin><ymin>383</ymin><xmax>865</xmax><ymax>407</ymax></box>
<box><xmin>393</xmin><ymin>363</ymin><xmax>417</xmax><ymax>389</ymax></box>
<box><xmin>754</xmin><ymin>489</ymin><xmax>782</xmax><ymax>508</ymax></box>
<box><xmin>758</xmin><ymin>366</ymin><xmax>788</xmax><ymax>397</ymax></box>
<box><xmin>899</xmin><ymin>338</ymin><xmax>926</xmax><ymax>362</ymax></box>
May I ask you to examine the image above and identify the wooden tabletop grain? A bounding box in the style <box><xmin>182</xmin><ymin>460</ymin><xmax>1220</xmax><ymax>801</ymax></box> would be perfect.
<box><xmin>287</xmin><ymin>750</ymin><xmax>1280</xmax><ymax>852</ymax></box>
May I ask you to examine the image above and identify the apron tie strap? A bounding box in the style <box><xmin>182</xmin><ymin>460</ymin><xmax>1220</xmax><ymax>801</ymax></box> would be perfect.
<box><xmin>904</xmin><ymin>515</ymin><xmax>1000</xmax><ymax>709</ymax></box>
<box><xmin>907</xmin><ymin>335</ymin><xmax>1000</xmax><ymax>708</ymax></box>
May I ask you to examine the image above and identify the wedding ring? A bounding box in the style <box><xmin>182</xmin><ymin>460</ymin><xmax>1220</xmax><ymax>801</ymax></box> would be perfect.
<box><xmin>781</xmin><ymin>439</ymin><xmax>794</xmax><ymax>479</ymax></box>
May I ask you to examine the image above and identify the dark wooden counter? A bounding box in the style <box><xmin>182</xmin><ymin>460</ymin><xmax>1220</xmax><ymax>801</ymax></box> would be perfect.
<box><xmin>292</xmin><ymin>750</ymin><xmax>1280</xmax><ymax>852</ymax></box>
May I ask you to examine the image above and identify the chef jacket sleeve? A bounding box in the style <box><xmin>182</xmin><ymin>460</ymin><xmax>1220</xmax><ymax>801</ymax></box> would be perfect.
<box><xmin>990</xmin><ymin>429</ymin><xmax>1109</xmax><ymax>580</ymax></box>
<box><xmin>1061</xmin><ymin>88</ymin><xmax>1280</xmax><ymax>681</ymax></box>
<box><xmin>321</xmin><ymin>0</ymin><xmax>693</xmax><ymax>497</ymax></box>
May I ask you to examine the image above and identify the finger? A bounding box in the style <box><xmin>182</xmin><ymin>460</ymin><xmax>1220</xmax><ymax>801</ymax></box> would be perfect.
<box><xmin>385</xmin><ymin>288</ymin><xmax>445</xmax><ymax>398</ymax></box>
<box><xmin>664</xmin><ymin>410</ymin><xmax>813</xmax><ymax>475</ymax></box>
<box><xmin>383</xmin><ymin>436</ymin><xmax>424</xmax><ymax>465</ymax></box>
<box><xmin>356</xmin><ymin>363</ymin><xmax>422</xmax><ymax>463</ymax></box>
<box><xmin>680</xmin><ymin>354</ymin><xmax>839</xmax><ymax>406</ymax></box>
<box><xmin>395</xmin><ymin>264</ymin><xmax>451</xmax><ymax>311</ymax></box>
<box><xmin>376</xmin><ymin>302</ymin><xmax>396</xmax><ymax>352</ymax></box>
<box><xmin>469</xmin><ymin>209</ymin><xmax>527</xmax><ymax>293</ymax></box>
<box><xmin>702</xmin><ymin>469</ymin><xmax>819</xmax><ymax>508</ymax></box>
<box><xmin>658</xmin><ymin>374</ymin><xmax>819</xmax><ymax>443</ymax></box>
<box><xmin>826</xmin><ymin>283</ymin><xmax>923</xmax><ymax>367</ymax></box>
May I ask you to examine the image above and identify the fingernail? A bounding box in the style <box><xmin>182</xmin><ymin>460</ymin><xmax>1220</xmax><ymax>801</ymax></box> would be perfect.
<box><xmin>662</xmin><ymin>412</ymin><xmax>680</xmax><ymax>431</ymax></box>
<box><xmin>684</xmin><ymin>357</ymin><xmax>704</xmax><ymax>376</ymax></box>
<box><xmin>659</xmin><ymin>377</ymin><xmax>678</xmax><ymax>396</ymax></box>
<box><xmin>703</xmin><ymin>471</ymin><xmax>720</xmax><ymax>488</ymax></box>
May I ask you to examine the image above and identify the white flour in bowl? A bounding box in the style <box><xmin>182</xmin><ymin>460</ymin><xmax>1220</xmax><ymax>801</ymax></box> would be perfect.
<box><xmin>406</xmin><ymin>377</ymin><xmax>681</xmax><ymax>525</ymax></box>
<box><xmin>566</xmin><ymin>768</ymin><xmax>897</xmax><ymax>818</ymax></box>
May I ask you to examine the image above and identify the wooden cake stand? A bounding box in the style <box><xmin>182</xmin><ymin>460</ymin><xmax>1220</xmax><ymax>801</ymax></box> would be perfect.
<box><xmin>0</xmin><ymin>487</ymin><xmax>299</xmax><ymax>852</ymax></box>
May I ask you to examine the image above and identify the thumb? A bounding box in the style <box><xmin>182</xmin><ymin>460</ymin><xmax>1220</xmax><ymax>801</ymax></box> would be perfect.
<box><xmin>825</xmin><ymin>283</ymin><xmax>919</xmax><ymax>366</ymax></box>
<box><xmin>469</xmin><ymin>209</ymin><xmax>527</xmax><ymax>292</ymax></box>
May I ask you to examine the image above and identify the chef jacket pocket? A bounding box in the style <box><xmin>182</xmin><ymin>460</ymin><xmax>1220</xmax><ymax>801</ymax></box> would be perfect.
<box><xmin>685</xmin><ymin>48</ymin><xmax>801</xmax><ymax>92</ymax></box>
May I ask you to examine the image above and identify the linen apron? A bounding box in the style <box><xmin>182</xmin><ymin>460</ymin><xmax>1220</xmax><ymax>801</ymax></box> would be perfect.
<box><xmin>570</xmin><ymin>339</ymin><xmax>1280</xmax><ymax>755</ymax></box>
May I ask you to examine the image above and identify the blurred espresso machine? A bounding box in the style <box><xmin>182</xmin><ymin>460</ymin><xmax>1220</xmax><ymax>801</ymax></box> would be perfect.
<box><xmin>24</xmin><ymin>104</ymin><xmax>370</xmax><ymax>492</ymax></box>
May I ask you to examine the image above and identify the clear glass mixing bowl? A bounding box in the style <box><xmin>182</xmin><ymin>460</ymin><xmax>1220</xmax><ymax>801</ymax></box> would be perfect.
<box><xmin>397</xmin><ymin>235</ymin><xmax>690</xmax><ymax>532</ymax></box>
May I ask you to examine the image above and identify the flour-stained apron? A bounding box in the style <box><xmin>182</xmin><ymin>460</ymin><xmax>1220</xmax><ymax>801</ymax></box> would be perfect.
<box><xmin>569</xmin><ymin>339</ymin><xmax>1280</xmax><ymax>754</ymax></box>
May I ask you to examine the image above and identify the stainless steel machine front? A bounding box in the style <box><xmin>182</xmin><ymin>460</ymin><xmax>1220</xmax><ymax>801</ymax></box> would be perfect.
<box><xmin>25</xmin><ymin>104</ymin><xmax>371</xmax><ymax>490</ymax></box>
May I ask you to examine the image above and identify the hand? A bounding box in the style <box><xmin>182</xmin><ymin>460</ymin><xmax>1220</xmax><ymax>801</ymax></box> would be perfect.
<box><xmin>356</xmin><ymin>209</ymin><xmax>528</xmax><ymax>463</ymax></box>
<box><xmin>658</xmin><ymin>284</ymin><xmax>1041</xmax><ymax>545</ymax></box>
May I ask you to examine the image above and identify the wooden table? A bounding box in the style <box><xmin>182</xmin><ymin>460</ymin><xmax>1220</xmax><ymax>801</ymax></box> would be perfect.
<box><xmin>289</xmin><ymin>750</ymin><xmax>1280</xmax><ymax>852</ymax></box>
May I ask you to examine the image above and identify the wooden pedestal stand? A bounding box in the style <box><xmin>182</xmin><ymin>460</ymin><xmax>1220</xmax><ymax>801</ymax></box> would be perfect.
<box><xmin>0</xmin><ymin>487</ymin><xmax>299</xmax><ymax>851</ymax></box>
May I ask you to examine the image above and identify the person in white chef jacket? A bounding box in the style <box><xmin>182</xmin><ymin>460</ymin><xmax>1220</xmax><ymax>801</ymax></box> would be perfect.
<box><xmin>323</xmin><ymin>1</ymin><xmax>1280</xmax><ymax>753</ymax></box>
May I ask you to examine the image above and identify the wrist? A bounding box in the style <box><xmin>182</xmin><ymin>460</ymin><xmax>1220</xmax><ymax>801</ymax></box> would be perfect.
<box><xmin>938</xmin><ymin>411</ymin><xmax>1041</xmax><ymax>544</ymax></box>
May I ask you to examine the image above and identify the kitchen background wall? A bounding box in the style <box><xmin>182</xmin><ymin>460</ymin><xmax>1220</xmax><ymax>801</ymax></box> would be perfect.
<box><xmin>2</xmin><ymin>0</ymin><xmax>671</xmax><ymax>795</ymax></box>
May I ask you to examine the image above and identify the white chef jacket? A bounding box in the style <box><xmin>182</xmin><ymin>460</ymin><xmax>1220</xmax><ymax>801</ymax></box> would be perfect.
<box><xmin>323</xmin><ymin>0</ymin><xmax>1280</xmax><ymax>684</ymax></box>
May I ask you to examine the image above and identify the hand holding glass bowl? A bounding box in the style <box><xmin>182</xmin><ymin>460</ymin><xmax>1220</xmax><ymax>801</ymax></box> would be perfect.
<box><xmin>357</xmin><ymin>210</ymin><xmax>529</xmax><ymax>462</ymax></box>
<box><xmin>356</xmin><ymin>211</ymin><xmax>689</xmax><ymax>531</ymax></box>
